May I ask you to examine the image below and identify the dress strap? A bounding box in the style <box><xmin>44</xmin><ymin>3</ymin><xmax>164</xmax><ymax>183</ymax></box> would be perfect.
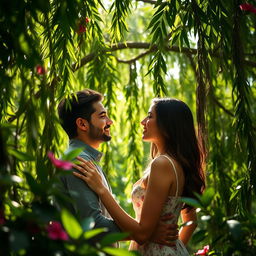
<box><xmin>160</xmin><ymin>155</ymin><xmax>179</xmax><ymax>197</ymax></box>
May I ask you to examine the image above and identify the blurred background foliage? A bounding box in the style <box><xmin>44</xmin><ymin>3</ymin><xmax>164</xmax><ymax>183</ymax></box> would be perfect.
<box><xmin>0</xmin><ymin>0</ymin><xmax>256</xmax><ymax>255</ymax></box>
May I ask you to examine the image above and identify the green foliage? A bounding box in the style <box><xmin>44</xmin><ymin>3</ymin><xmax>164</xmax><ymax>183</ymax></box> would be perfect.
<box><xmin>61</xmin><ymin>209</ymin><xmax>83</xmax><ymax>239</ymax></box>
<box><xmin>1</xmin><ymin>0</ymin><xmax>256</xmax><ymax>255</ymax></box>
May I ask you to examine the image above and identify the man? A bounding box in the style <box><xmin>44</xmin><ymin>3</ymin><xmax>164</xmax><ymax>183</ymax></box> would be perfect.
<box><xmin>57</xmin><ymin>89</ymin><xmax>178</xmax><ymax>245</ymax></box>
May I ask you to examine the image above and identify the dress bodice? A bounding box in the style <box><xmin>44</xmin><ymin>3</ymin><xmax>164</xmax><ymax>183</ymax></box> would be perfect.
<box><xmin>131</xmin><ymin>182</ymin><xmax>183</xmax><ymax>223</ymax></box>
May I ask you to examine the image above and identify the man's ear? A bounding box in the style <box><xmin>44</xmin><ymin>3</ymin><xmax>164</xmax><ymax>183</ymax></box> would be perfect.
<box><xmin>76</xmin><ymin>118</ymin><xmax>89</xmax><ymax>131</ymax></box>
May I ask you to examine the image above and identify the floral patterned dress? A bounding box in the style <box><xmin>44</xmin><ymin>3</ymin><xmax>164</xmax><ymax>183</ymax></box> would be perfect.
<box><xmin>130</xmin><ymin>155</ymin><xmax>190</xmax><ymax>256</ymax></box>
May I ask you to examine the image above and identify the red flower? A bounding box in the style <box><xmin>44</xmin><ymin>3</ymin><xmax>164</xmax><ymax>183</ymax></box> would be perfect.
<box><xmin>76</xmin><ymin>17</ymin><xmax>90</xmax><ymax>34</ymax></box>
<box><xmin>239</xmin><ymin>3</ymin><xmax>256</xmax><ymax>13</ymax></box>
<box><xmin>46</xmin><ymin>221</ymin><xmax>68</xmax><ymax>241</ymax></box>
<box><xmin>47</xmin><ymin>151</ymin><xmax>73</xmax><ymax>170</ymax></box>
<box><xmin>77</xmin><ymin>24</ymin><xmax>86</xmax><ymax>34</ymax></box>
<box><xmin>36</xmin><ymin>65</ymin><xmax>47</xmax><ymax>75</ymax></box>
<box><xmin>195</xmin><ymin>245</ymin><xmax>210</xmax><ymax>255</ymax></box>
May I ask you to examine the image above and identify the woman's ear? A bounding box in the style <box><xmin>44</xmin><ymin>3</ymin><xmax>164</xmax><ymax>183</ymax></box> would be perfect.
<box><xmin>76</xmin><ymin>118</ymin><xmax>89</xmax><ymax>131</ymax></box>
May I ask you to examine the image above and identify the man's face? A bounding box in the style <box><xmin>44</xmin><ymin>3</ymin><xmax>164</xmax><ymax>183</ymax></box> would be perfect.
<box><xmin>88</xmin><ymin>101</ymin><xmax>113</xmax><ymax>142</ymax></box>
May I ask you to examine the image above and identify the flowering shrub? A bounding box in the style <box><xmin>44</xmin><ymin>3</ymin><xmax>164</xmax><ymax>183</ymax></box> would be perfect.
<box><xmin>46</xmin><ymin>221</ymin><xmax>69</xmax><ymax>241</ymax></box>
<box><xmin>47</xmin><ymin>151</ymin><xmax>73</xmax><ymax>170</ymax></box>
<box><xmin>195</xmin><ymin>245</ymin><xmax>209</xmax><ymax>255</ymax></box>
<box><xmin>239</xmin><ymin>3</ymin><xmax>256</xmax><ymax>13</ymax></box>
<box><xmin>77</xmin><ymin>17</ymin><xmax>90</xmax><ymax>34</ymax></box>
<box><xmin>0</xmin><ymin>147</ymin><xmax>136</xmax><ymax>255</ymax></box>
<box><xmin>36</xmin><ymin>65</ymin><xmax>47</xmax><ymax>75</ymax></box>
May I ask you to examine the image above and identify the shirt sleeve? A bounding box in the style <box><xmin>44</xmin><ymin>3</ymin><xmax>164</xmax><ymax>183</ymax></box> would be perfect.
<box><xmin>64</xmin><ymin>173</ymin><xmax>120</xmax><ymax>233</ymax></box>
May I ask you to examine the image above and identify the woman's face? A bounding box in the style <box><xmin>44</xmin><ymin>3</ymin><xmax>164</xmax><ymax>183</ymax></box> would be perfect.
<box><xmin>141</xmin><ymin>104</ymin><xmax>162</xmax><ymax>143</ymax></box>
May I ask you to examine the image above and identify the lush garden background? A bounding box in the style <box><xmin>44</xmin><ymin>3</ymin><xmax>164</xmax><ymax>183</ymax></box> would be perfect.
<box><xmin>1</xmin><ymin>0</ymin><xmax>256</xmax><ymax>255</ymax></box>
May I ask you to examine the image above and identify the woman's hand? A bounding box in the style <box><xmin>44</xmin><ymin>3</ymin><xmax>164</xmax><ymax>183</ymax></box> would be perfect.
<box><xmin>72</xmin><ymin>156</ymin><xmax>106</xmax><ymax>195</ymax></box>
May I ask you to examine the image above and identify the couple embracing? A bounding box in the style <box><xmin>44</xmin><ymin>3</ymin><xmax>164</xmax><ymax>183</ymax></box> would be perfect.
<box><xmin>57</xmin><ymin>89</ymin><xmax>205</xmax><ymax>256</ymax></box>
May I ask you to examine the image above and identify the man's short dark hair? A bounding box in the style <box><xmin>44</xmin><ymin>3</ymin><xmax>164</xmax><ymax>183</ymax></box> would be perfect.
<box><xmin>58</xmin><ymin>89</ymin><xmax>103</xmax><ymax>139</ymax></box>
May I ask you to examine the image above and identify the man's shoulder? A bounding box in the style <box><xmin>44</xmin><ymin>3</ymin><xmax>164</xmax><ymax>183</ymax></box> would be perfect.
<box><xmin>64</xmin><ymin>145</ymin><xmax>91</xmax><ymax>161</ymax></box>
<box><xmin>78</xmin><ymin>152</ymin><xmax>92</xmax><ymax>161</ymax></box>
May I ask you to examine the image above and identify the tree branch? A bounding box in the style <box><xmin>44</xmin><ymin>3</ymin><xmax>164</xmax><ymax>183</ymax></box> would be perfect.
<box><xmin>211</xmin><ymin>97</ymin><xmax>234</xmax><ymax>117</ymax></box>
<box><xmin>72</xmin><ymin>41</ymin><xmax>256</xmax><ymax>71</ymax></box>
<box><xmin>72</xmin><ymin>42</ymin><xmax>195</xmax><ymax>71</ymax></box>
<box><xmin>115</xmin><ymin>49</ymin><xmax>155</xmax><ymax>63</ymax></box>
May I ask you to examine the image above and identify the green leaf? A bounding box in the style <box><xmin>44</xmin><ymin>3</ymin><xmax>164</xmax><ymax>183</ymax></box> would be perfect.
<box><xmin>84</xmin><ymin>228</ymin><xmax>107</xmax><ymax>240</ymax></box>
<box><xmin>170</xmin><ymin>30</ymin><xmax>180</xmax><ymax>46</ymax></box>
<box><xmin>100</xmin><ymin>232</ymin><xmax>129</xmax><ymax>247</ymax></box>
<box><xmin>229</xmin><ymin>189</ymin><xmax>239</xmax><ymax>202</ymax></box>
<box><xmin>62</xmin><ymin>147</ymin><xmax>84</xmax><ymax>161</ymax></box>
<box><xmin>61</xmin><ymin>208</ymin><xmax>83</xmax><ymax>239</ymax></box>
<box><xmin>8</xmin><ymin>148</ymin><xmax>35</xmax><ymax>161</ymax></box>
<box><xmin>160</xmin><ymin>19</ymin><xmax>167</xmax><ymax>37</ymax></box>
<box><xmin>165</xmin><ymin>8</ymin><xmax>176</xmax><ymax>28</ymax></box>
<box><xmin>180</xmin><ymin>197</ymin><xmax>202</xmax><ymax>208</ymax></box>
<box><xmin>182</xmin><ymin>30</ymin><xmax>190</xmax><ymax>48</ymax></box>
<box><xmin>24</xmin><ymin>172</ymin><xmax>43</xmax><ymax>195</ymax></box>
<box><xmin>148</xmin><ymin>9</ymin><xmax>165</xmax><ymax>30</ymax></box>
<box><xmin>200</xmin><ymin>187</ymin><xmax>215</xmax><ymax>207</ymax></box>
<box><xmin>18</xmin><ymin>34</ymin><xmax>30</xmax><ymax>54</ymax></box>
<box><xmin>191</xmin><ymin>229</ymin><xmax>207</xmax><ymax>244</ymax></box>
<box><xmin>0</xmin><ymin>175</ymin><xmax>22</xmax><ymax>185</ymax></box>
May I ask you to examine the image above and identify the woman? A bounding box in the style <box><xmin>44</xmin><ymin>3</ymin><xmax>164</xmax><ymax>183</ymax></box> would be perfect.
<box><xmin>73</xmin><ymin>98</ymin><xmax>205</xmax><ymax>255</ymax></box>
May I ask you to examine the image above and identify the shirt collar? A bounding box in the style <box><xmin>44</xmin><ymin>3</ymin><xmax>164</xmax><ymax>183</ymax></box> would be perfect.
<box><xmin>69</xmin><ymin>139</ymin><xmax>103</xmax><ymax>162</ymax></box>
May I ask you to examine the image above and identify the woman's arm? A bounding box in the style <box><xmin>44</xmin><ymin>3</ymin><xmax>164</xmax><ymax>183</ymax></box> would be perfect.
<box><xmin>179</xmin><ymin>207</ymin><xmax>197</xmax><ymax>245</ymax></box>
<box><xmin>73</xmin><ymin>156</ymin><xmax>175</xmax><ymax>244</ymax></box>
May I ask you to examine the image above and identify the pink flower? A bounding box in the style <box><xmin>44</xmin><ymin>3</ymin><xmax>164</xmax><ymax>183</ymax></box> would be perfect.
<box><xmin>47</xmin><ymin>151</ymin><xmax>73</xmax><ymax>170</ymax></box>
<box><xmin>46</xmin><ymin>221</ymin><xmax>68</xmax><ymax>241</ymax></box>
<box><xmin>239</xmin><ymin>3</ymin><xmax>256</xmax><ymax>13</ymax></box>
<box><xmin>36</xmin><ymin>65</ymin><xmax>47</xmax><ymax>75</ymax></box>
<box><xmin>195</xmin><ymin>245</ymin><xmax>210</xmax><ymax>255</ymax></box>
<box><xmin>85</xmin><ymin>17</ymin><xmax>90</xmax><ymax>23</ymax></box>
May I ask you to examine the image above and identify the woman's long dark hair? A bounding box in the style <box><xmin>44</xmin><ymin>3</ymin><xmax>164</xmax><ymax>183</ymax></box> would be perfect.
<box><xmin>151</xmin><ymin>98</ymin><xmax>206</xmax><ymax>207</ymax></box>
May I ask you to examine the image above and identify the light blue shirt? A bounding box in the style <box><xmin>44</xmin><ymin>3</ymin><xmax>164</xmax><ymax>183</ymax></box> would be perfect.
<box><xmin>58</xmin><ymin>139</ymin><xmax>121</xmax><ymax>241</ymax></box>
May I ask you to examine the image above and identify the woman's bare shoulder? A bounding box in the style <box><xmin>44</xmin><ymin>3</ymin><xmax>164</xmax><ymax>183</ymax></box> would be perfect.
<box><xmin>150</xmin><ymin>155</ymin><xmax>176</xmax><ymax>175</ymax></box>
<box><xmin>151</xmin><ymin>155</ymin><xmax>177</xmax><ymax>167</ymax></box>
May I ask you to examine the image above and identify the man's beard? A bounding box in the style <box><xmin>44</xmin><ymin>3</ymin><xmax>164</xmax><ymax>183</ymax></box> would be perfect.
<box><xmin>89</xmin><ymin>123</ymin><xmax>112</xmax><ymax>142</ymax></box>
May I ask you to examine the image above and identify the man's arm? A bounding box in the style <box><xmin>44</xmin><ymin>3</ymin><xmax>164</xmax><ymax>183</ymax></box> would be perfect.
<box><xmin>179</xmin><ymin>207</ymin><xmax>197</xmax><ymax>245</ymax></box>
